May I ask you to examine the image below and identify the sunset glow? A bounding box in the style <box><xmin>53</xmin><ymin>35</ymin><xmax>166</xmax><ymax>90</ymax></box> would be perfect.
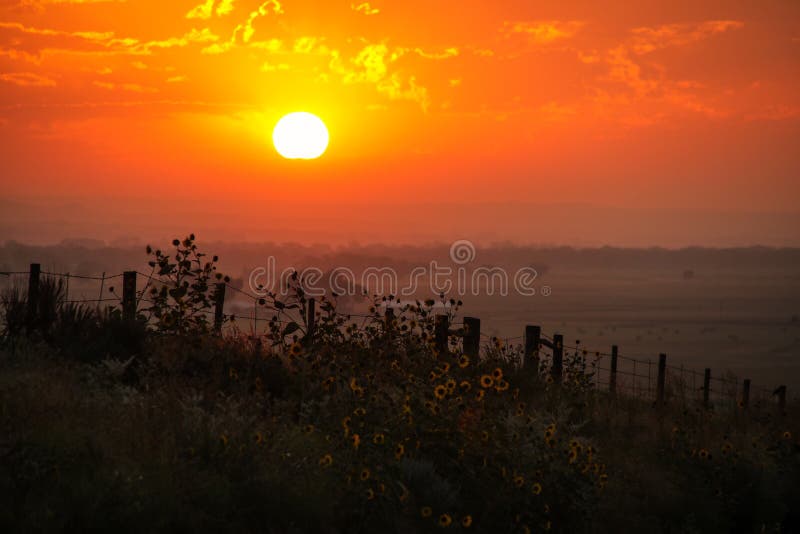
<box><xmin>0</xmin><ymin>1</ymin><xmax>799</xmax><ymax>245</ymax></box>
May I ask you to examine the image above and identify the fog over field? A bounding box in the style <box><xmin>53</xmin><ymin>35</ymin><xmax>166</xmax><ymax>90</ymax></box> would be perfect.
<box><xmin>3</xmin><ymin>240</ymin><xmax>799</xmax><ymax>391</ymax></box>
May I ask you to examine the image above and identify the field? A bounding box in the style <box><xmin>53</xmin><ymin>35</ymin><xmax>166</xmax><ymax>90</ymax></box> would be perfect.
<box><xmin>1</xmin><ymin>238</ymin><xmax>799</xmax><ymax>533</ymax></box>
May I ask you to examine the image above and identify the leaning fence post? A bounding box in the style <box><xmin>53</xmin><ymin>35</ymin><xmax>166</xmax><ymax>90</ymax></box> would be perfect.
<box><xmin>434</xmin><ymin>315</ymin><xmax>449</xmax><ymax>356</ymax></box>
<box><xmin>741</xmin><ymin>379</ymin><xmax>751</xmax><ymax>409</ymax></box>
<box><xmin>552</xmin><ymin>334</ymin><xmax>563</xmax><ymax>383</ymax></box>
<box><xmin>703</xmin><ymin>368</ymin><xmax>711</xmax><ymax>408</ymax></box>
<box><xmin>213</xmin><ymin>282</ymin><xmax>226</xmax><ymax>333</ymax></box>
<box><xmin>306</xmin><ymin>297</ymin><xmax>316</xmax><ymax>341</ymax></box>
<box><xmin>122</xmin><ymin>271</ymin><xmax>137</xmax><ymax>322</ymax></box>
<box><xmin>26</xmin><ymin>263</ymin><xmax>41</xmax><ymax>324</ymax></box>
<box><xmin>524</xmin><ymin>325</ymin><xmax>541</xmax><ymax>373</ymax></box>
<box><xmin>656</xmin><ymin>353</ymin><xmax>666</xmax><ymax>406</ymax></box>
<box><xmin>609</xmin><ymin>345</ymin><xmax>618</xmax><ymax>397</ymax></box>
<box><xmin>463</xmin><ymin>317</ymin><xmax>481</xmax><ymax>358</ymax></box>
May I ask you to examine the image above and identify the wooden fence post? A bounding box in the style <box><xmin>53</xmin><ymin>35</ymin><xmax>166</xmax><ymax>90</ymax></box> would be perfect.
<box><xmin>26</xmin><ymin>263</ymin><xmax>41</xmax><ymax>324</ymax></box>
<box><xmin>306</xmin><ymin>297</ymin><xmax>316</xmax><ymax>341</ymax></box>
<box><xmin>609</xmin><ymin>345</ymin><xmax>618</xmax><ymax>397</ymax></box>
<box><xmin>656</xmin><ymin>353</ymin><xmax>666</xmax><ymax>406</ymax></box>
<box><xmin>122</xmin><ymin>271</ymin><xmax>137</xmax><ymax>322</ymax></box>
<box><xmin>463</xmin><ymin>317</ymin><xmax>481</xmax><ymax>358</ymax></box>
<box><xmin>434</xmin><ymin>315</ymin><xmax>449</xmax><ymax>356</ymax></box>
<box><xmin>741</xmin><ymin>379</ymin><xmax>751</xmax><ymax>409</ymax></box>
<box><xmin>524</xmin><ymin>325</ymin><xmax>541</xmax><ymax>372</ymax></box>
<box><xmin>551</xmin><ymin>334</ymin><xmax>563</xmax><ymax>383</ymax></box>
<box><xmin>213</xmin><ymin>282</ymin><xmax>226</xmax><ymax>333</ymax></box>
<box><xmin>703</xmin><ymin>368</ymin><xmax>711</xmax><ymax>408</ymax></box>
<box><xmin>775</xmin><ymin>385</ymin><xmax>786</xmax><ymax>415</ymax></box>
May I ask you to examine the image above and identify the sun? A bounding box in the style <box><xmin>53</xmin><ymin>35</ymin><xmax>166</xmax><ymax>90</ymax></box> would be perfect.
<box><xmin>272</xmin><ymin>112</ymin><xmax>329</xmax><ymax>160</ymax></box>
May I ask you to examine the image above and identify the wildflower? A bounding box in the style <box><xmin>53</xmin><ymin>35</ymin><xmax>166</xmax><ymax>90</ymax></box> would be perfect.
<box><xmin>462</xmin><ymin>515</ymin><xmax>473</xmax><ymax>528</ymax></box>
<box><xmin>352</xmin><ymin>433</ymin><xmax>361</xmax><ymax>450</ymax></box>
<box><xmin>289</xmin><ymin>342</ymin><xmax>303</xmax><ymax>357</ymax></box>
<box><xmin>480</xmin><ymin>375</ymin><xmax>494</xmax><ymax>388</ymax></box>
<box><xmin>365</xmin><ymin>488</ymin><xmax>375</xmax><ymax>500</ymax></box>
<box><xmin>421</xmin><ymin>506</ymin><xmax>433</xmax><ymax>518</ymax></box>
<box><xmin>438</xmin><ymin>514</ymin><xmax>452</xmax><ymax>527</ymax></box>
<box><xmin>319</xmin><ymin>454</ymin><xmax>333</xmax><ymax>467</ymax></box>
<box><xmin>395</xmin><ymin>443</ymin><xmax>405</xmax><ymax>460</ymax></box>
<box><xmin>373</xmin><ymin>433</ymin><xmax>385</xmax><ymax>445</ymax></box>
<box><xmin>459</xmin><ymin>355</ymin><xmax>470</xmax><ymax>368</ymax></box>
<box><xmin>513</xmin><ymin>475</ymin><xmax>525</xmax><ymax>488</ymax></box>
<box><xmin>360</xmin><ymin>468</ymin><xmax>370</xmax><ymax>481</ymax></box>
<box><xmin>492</xmin><ymin>367</ymin><xmax>503</xmax><ymax>380</ymax></box>
<box><xmin>531</xmin><ymin>482</ymin><xmax>542</xmax><ymax>495</ymax></box>
<box><xmin>445</xmin><ymin>379</ymin><xmax>457</xmax><ymax>393</ymax></box>
<box><xmin>434</xmin><ymin>385</ymin><xmax>448</xmax><ymax>400</ymax></box>
<box><xmin>459</xmin><ymin>380</ymin><xmax>472</xmax><ymax>392</ymax></box>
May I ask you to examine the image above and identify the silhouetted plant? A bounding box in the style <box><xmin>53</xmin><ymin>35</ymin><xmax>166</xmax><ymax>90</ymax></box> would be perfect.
<box><xmin>140</xmin><ymin>234</ymin><xmax>228</xmax><ymax>336</ymax></box>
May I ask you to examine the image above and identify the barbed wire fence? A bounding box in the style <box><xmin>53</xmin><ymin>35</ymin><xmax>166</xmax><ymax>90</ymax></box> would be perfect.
<box><xmin>0</xmin><ymin>264</ymin><xmax>790</xmax><ymax>413</ymax></box>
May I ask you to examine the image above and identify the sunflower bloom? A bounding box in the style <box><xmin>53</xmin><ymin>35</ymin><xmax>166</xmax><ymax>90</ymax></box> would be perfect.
<box><xmin>421</xmin><ymin>506</ymin><xmax>433</xmax><ymax>518</ymax></box>
<box><xmin>531</xmin><ymin>482</ymin><xmax>542</xmax><ymax>495</ymax></box>
<box><xmin>459</xmin><ymin>355</ymin><xmax>470</xmax><ymax>368</ymax></box>
<box><xmin>462</xmin><ymin>515</ymin><xmax>473</xmax><ymax>528</ymax></box>
<box><xmin>319</xmin><ymin>454</ymin><xmax>333</xmax><ymax>467</ymax></box>
<box><xmin>438</xmin><ymin>514</ymin><xmax>452</xmax><ymax>527</ymax></box>
<box><xmin>434</xmin><ymin>384</ymin><xmax>447</xmax><ymax>400</ymax></box>
<box><xmin>395</xmin><ymin>443</ymin><xmax>405</xmax><ymax>460</ymax></box>
<box><xmin>480</xmin><ymin>375</ymin><xmax>494</xmax><ymax>388</ymax></box>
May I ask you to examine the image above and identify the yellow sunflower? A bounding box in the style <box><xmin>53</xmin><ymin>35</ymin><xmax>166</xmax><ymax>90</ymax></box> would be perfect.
<box><xmin>480</xmin><ymin>375</ymin><xmax>494</xmax><ymax>388</ymax></box>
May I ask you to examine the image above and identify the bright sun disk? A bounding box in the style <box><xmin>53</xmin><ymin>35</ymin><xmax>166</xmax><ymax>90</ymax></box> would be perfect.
<box><xmin>272</xmin><ymin>112</ymin><xmax>329</xmax><ymax>160</ymax></box>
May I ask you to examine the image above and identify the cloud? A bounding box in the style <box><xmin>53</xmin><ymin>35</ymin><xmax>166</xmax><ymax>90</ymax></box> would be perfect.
<box><xmin>630</xmin><ymin>20</ymin><xmax>744</xmax><ymax>54</ymax></box>
<box><xmin>0</xmin><ymin>71</ymin><xmax>56</xmax><ymax>86</ymax></box>
<box><xmin>503</xmin><ymin>20</ymin><xmax>585</xmax><ymax>43</ymax></box>
<box><xmin>351</xmin><ymin>2</ymin><xmax>379</xmax><ymax>16</ymax></box>
<box><xmin>92</xmin><ymin>80</ymin><xmax>157</xmax><ymax>92</ymax></box>
<box><xmin>186</xmin><ymin>0</ymin><xmax>234</xmax><ymax>19</ymax></box>
<box><xmin>166</xmin><ymin>75</ymin><xmax>187</xmax><ymax>83</ymax></box>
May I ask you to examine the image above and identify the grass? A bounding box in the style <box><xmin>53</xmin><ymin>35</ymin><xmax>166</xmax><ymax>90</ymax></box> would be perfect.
<box><xmin>1</xmin><ymin>237</ymin><xmax>798</xmax><ymax>533</ymax></box>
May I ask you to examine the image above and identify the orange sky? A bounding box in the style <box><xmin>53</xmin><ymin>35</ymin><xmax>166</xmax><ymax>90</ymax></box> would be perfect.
<box><xmin>1</xmin><ymin>0</ymin><xmax>799</xmax><ymax>246</ymax></box>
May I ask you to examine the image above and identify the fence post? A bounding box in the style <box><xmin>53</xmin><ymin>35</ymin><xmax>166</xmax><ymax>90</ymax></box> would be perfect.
<box><xmin>703</xmin><ymin>368</ymin><xmax>711</xmax><ymax>408</ymax></box>
<box><xmin>552</xmin><ymin>334</ymin><xmax>563</xmax><ymax>383</ymax></box>
<box><xmin>122</xmin><ymin>271</ymin><xmax>137</xmax><ymax>322</ymax></box>
<box><xmin>741</xmin><ymin>379</ymin><xmax>751</xmax><ymax>409</ymax></box>
<box><xmin>524</xmin><ymin>325</ymin><xmax>541</xmax><ymax>373</ymax></box>
<box><xmin>434</xmin><ymin>315</ymin><xmax>449</xmax><ymax>356</ymax></box>
<box><xmin>775</xmin><ymin>385</ymin><xmax>786</xmax><ymax>415</ymax></box>
<box><xmin>656</xmin><ymin>353</ymin><xmax>666</xmax><ymax>406</ymax></box>
<box><xmin>213</xmin><ymin>282</ymin><xmax>226</xmax><ymax>334</ymax></box>
<box><xmin>463</xmin><ymin>317</ymin><xmax>481</xmax><ymax>358</ymax></box>
<box><xmin>26</xmin><ymin>263</ymin><xmax>41</xmax><ymax>324</ymax></box>
<box><xmin>306</xmin><ymin>297</ymin><xmax>316</xmax><ymax>341</ymax></box>
<box><xmin>609</xmin><ymin>345</ymin><xmax>618</xmax><ymax>397</ymax></box>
